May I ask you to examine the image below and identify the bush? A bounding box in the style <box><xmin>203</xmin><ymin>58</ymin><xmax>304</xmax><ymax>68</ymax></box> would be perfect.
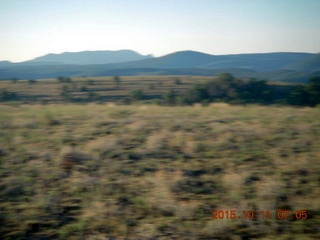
<box><xmin>57</xmin><ymin>76</ymin><xmax>72</xmax><ymax>83</ymax></box>
<box><xmin>0</xmin><ymin>89</ymin><xmax>17</xmax><ymax>101</ymax></box>
<box><xmin>60</xmin><ymin>149</ymin><xmax>87</xmax><ymax>172</ymax></box>
<box><xmin>61</xmin><ymin>92</ymin><xmax>73</xmax><ymax>102</ymax></box>
<box><xmin>286</xmin><ymin>77</ymin><xmax>320</xmax><ymax>106</ymax></box>
<box><xmin>114</xmin><ymin>76</ymin><xmax>121</xmax><ymax>88</ymax></box>
<box><xmin>174</xmin><ymin>78</ymin><xmax>182</xmax><ymax>85</ymax></box>
<box><xmin>28</xmin><ymin>79</ymin><xmax>37</xmax><ymax>84</ymax></box>
<box><xmin>162</xmin><ymin>90</ymin><xmax>176</xmax><ymax>105</ymax></box>
<box><xmin>130</xmin><ymin>90</ymin><xmax>144</xmax><ymax>101</ymax></box>
<box><xmin>172</xmin><ymin>178</ymin><xmax>217</xmax><ymax>194</ymax></box>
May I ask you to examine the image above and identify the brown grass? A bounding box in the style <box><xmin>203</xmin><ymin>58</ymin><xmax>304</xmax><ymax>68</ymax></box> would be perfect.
<box><xmin>0</xmin><ymin>102</ymin><xmax>319</xmax><ymax>239</ymax></box>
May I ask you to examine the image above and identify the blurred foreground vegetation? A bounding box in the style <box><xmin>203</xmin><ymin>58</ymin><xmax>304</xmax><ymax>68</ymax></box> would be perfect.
<box><xmin>0</xmin><ymin>102</ymin><xmax>319</xmax><ymax>239</ymax></box>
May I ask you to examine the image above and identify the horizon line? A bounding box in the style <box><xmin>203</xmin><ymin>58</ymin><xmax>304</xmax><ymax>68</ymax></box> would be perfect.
<box><xmin>2</xmin><ymin>49</ymin><xmax>319</xmax><ymax>63</ymax></box>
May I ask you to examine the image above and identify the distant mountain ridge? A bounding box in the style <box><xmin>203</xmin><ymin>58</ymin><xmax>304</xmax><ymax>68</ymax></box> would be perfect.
<box><xmin>0</xmin><ymin>50</ymin><xmax>319</xmax><ymax>82</ymax></box>
<box><xmin>105</xmin><ymin>51</ymin><xmax>313</xmax><ymax>72</ymax></box>
<box><xmin>27</xmin><ymin>50</ymin><xmax>153</xmax><ymax>65</ymax></box>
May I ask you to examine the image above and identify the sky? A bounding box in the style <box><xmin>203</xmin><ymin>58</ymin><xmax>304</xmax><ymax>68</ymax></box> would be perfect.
<box><xmin>1</xmin><ymin>0</ymin><xmax>320</xmax><ymax>62</ymax></box>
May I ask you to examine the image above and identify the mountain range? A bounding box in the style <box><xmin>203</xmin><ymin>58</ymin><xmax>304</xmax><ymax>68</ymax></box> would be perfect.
<box><xmin>0</xmin><ymin>50</ymin><xmax>319</xmax><ymax>82</ymax></box>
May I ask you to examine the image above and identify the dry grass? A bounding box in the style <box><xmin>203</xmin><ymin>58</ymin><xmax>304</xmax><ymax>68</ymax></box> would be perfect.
<box><xmin>0</xmin><ymin>102</ymin><xmax>319</xmax><ymax>239</ymax></box>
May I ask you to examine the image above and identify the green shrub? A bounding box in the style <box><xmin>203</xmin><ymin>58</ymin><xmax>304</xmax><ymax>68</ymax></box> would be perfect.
<box><xmin>174</xmin><ymin>78</ymin><xmax>182</xmax><ymax>85</ymax></box>
<box><xmin>28</xmin><ymin>79</ymin><xmax>37</xmax><ymax>84</ymax></box>
<box><xmin>130</xmin><ymin>90</ymin><xmax>144</xmax><ymax>101</ymax></box>
<box><xmin>0</xmin><ymin>89</ymin><xmax>17</xmax><ymax>101</ymax></box>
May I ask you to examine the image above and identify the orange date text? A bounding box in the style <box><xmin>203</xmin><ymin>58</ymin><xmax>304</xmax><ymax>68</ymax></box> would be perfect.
<box><xmin>211</xmin><ymin>209</ymin><xmax>308</xmax><ymax>220</ymax></box>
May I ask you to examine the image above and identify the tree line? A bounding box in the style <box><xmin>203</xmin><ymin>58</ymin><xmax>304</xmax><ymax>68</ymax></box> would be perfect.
<box><xmin>159</xmin><ymin>73</ymin><xmax>320</xmax><ymax>107</ymax></box>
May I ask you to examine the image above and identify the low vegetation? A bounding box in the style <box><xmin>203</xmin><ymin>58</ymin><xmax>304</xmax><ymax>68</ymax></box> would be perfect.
<box><xmin>0</xmin><ymin>101</ymin><xmax>319</xmax><ymax>239</ymax></box>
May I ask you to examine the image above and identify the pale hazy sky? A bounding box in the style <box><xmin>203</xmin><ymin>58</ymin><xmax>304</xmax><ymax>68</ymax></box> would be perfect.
<box><xmin>1</xmin><ymin>0</ymin><xmax>320</xmax><ymax>62</ymax></box>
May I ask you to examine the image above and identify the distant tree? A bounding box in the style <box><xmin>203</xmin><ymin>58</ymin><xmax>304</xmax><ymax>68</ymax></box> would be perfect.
<box><xmin>60</xmin><ymin>85</ymin><xmax>73</xmax><ymax>102</ymax></box>
<box><xmin>0</xmin><ymin>89</ymin><xmax>17</xmax><ymax>101</ymax></box>
<box><xmin>206</xmin><ymin>80</ymin><xmax>229</xmax><ymax>100</ymax></box>
<box><xmin>130</xmin><ymin>90</ymin><xmax>144</xmax><ymax>101</ymax></box>
<box><xmin>287</xmin><ymin>76</ymin><xmax>320</xmax><ymax>106</ymax></box>
<box><xmin>217</xmin><ymin>72</ymin><xmax>235</xmax><ymax>84</ymax></box>
<box><xmin>175</xmin><ymin>96</ymin><xmax>188</xmax><ymax>105</ymax></box>
<box><xmin>57</xmin><ymin>76</ymin><xmax>72</xmax><ymax>83</ymax></box>
<box><xmin>28</xmin><ymin>79</ymin><xmax>37</xmax><ymax>85</ymax></box>
<box><xmin>163</xmin><ymin>89</ymin><xmax>176</xmax><ymax>105</ymax></box>
<box><xmin>187</xmin><ymin>84</ymin><xmax>208</xmax><ymax>103</ymax></box>
<box><xmin>303</xmin><ymin>76</ymin><xmax>320</xmax><ymax>106</ymax></box>
<box><xmin>237</xmin><ymin>79</ymin><xmax>272</xmax><ymax>104</ymax></box>
<box><xmin>288</xmin><ymin>85</ymin><xmax>305</xmax><ymax>106</ymax></box>
<box><xmin>174</xmin><ymin>78</ymin><xmax>182</xmax><ymax>85</ymax></box>
<box><xmin>60</xmin><ymin>92</ymin><xmax>72</xmax><ymax>102</ymax></box>
<box><xmin>81</xmin><ymin>86</ymin><xmax>87</xmax><ymax>92</ymax></box>
<box><xmin>114</xmin><ymin>76</ymin><xmax>121</xmax><ymax>88</ymax></box>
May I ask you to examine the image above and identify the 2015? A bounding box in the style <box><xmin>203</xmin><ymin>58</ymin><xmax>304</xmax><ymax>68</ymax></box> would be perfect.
<box><xmin>211</xmin><ymin>210</ymin><xmax>237</xmax><ymax>219</ymax></box>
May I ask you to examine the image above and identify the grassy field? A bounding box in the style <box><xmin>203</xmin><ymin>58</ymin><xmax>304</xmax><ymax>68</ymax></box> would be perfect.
<box><xmin>0</xmin><ymin>75</ymin><xmax>299</xmax><ymax>105</ymax></box>
<box><xmin>0</xmin><ymin>76</ymin><xmax>215</xmax><ymax>103</ymax></box>
<box><xmin>0</xmin><ymin>101</ymin><xmax>319</xmax><ymax>239</ymax></box>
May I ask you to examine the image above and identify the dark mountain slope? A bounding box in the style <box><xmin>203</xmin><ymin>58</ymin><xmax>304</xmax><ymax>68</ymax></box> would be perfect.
<box><xmin>284</xmin><ymin>53</ymin><xmax>320</xmax><ymax>72</ymax></box>
<box><xmin>201</xmin><ymin>52</ymin><xmax>311</xmax><ymax>71</ymax></box>
<box><xmin>105</xmin><ymin>51</ymin><xmax>312</xmax><ymax>72</ymax></box>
